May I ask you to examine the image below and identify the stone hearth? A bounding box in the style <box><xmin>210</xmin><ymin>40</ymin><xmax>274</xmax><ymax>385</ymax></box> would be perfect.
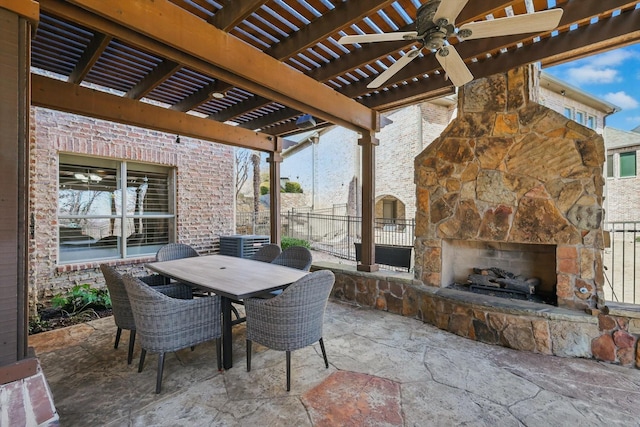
<box><xmin>414</xmin><ymin>66</ymin><xmax>605</xmax><ymax>311</ymax></box>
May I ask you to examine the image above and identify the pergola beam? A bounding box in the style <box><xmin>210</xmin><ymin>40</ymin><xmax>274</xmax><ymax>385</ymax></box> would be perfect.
<box><xmin>32</xmin><ymin>75</ymin><xmax>278</xmax><ymax>152</ymax></box>
<box><xmin>208</xmin><ymin>0</ymin><xmax>268</xmax><ymax>31</ymax></box>
<box><xmin>65</xmin><ymin>0</ymin><xmax>379</xmax><ymax>133</ymax></box>
<box><xmin>67</xmin><ymin>33</ymin><xmax>111</xmax><ymax>84</ymax></box>
<box><xmin>125</xmin><ymin>59</ymin><xmax>182</xmax><ymax>100</ymax></box>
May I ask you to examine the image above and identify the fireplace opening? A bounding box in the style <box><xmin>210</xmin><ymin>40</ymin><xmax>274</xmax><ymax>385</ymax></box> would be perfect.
<box><xmin>442</xmin><ymin>239</ymin><xmax>557</xmax><ymax>305</ymax></box>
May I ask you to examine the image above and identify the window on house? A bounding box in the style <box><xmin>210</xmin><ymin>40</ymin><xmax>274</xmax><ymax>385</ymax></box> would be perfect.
<box><xmin>382</xmin><ymin>199</ymin><xmax>397</xmax><ymax>224</ymax></box>
<box><xmin>575</xmin><ymin>111</ymin><xmax>584</xmax><ymax>124</ymax></box>
<box><xmin>587</xmin><ymin>116</ymin><xmax>595</xmax><ymax>129</ymax></box>
<box><xmin>619</xmin><ymin>151</ymin><xmax>637</xmax><ymax>177</ymax></box>
<box><xmin>58</xmin><ymin>155</ymin><xmax>174</xmax><ymax>263</ymax></box>
<box><xmin>563</xmin><ymin>107</ymin><xmax>573</xmax><ymax>119</ymax></box>
<box><xmin>606</xmin><ymin>154</ymin><xmax>614</xmax><ymax>178</ymax></box>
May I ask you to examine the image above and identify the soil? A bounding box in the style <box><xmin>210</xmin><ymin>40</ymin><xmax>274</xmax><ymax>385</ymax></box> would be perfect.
<box><xmin>29</xmin><ymin>306</ymin><xmax>113</xmax><ymax>335</ymax></box>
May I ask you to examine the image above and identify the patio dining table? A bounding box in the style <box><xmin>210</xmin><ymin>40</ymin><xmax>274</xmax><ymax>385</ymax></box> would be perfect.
<box><xmin>146</xmin><ymin>254</ymin><xmax>309</xmax><ymax>369</ymax></box>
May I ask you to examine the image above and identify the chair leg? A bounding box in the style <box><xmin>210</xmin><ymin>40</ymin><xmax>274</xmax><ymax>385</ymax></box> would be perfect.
<box><xmin>286</xmin><ymin>350</ymin><xmax>291</xmax><ymax>392</ymax></box>
<box><xmin>246</xmin><ymin>339</ymin><xmax>252</xmax><ymax>372</ymax></box>
<box><xmin>216</xmin><ymin>338</ymin><xmax>222</xmax><ymax>371</ymax></box>
<box><xmin>127</xmin><ymin>330</ymin><xmax>136</xmax><ymax>365</ymax></box>
<box><xmin>319</xmin><ymin>338</ymin><xmax>329</xmax><ymax>368</ymax></box>
<box><xmin>114</xmin><ymin>327</ymin><xmax>122</xmax><ymax>349</ymax></box>
<box><xmin>138</xmin><ymin>349</ymin><xmax>146</xmax><ymax>373</ymax></box>
<box><xmin>156</xmin><ymin>352</ymin><xmax>165</xmax><ymax>394</ymax></box>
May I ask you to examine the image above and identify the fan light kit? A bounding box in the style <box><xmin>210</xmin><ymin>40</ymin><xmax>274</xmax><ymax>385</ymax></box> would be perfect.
<box><xmin>338</xmin><ymin>0</ymin><xmax>563</xmax><ymax>88</ymax></box>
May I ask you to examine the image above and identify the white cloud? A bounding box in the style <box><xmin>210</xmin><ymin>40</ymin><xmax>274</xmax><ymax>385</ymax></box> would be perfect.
<box><xmin>604</xmin><ymin>91</ymin><xmax>639</xmax><ymax>110</ymax></box>
<box><xmin>588</xmin><ymin>49</ymin><xmax>638</xmax><ymax>67</ymax></box>
<box><xmin>625</xmin><ymin>116</ymin><xmax>640</xmax><ymax>124</ymax></box>
<box><xmin>566</xmin><ymin>66</ymin><xmax>620</xmax><ymax>84</ymax></box>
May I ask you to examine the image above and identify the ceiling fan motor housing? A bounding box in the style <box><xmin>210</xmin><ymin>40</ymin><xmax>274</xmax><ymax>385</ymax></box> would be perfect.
<box><xmin>416</xmin><ymin>0</ymin><xmax>454</xmax><ymax>50</ymax></box>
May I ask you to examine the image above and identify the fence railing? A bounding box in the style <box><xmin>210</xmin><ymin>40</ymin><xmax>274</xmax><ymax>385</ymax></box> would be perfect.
<box><xmin>236</xmin><ymin>210</ymin><xmax>415</xmax><ymax>270</ymax></box>
<box><xmin>604</xmin><ymin>222</ymin><xmax>640</xmax><ymax>305</ymax></box>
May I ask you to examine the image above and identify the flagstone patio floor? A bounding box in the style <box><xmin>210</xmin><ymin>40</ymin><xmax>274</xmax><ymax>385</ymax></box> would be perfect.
<box><xmin>30</xmin><ymin>300</ymin><xmax>640</xmax><ymax>426</ymax></box>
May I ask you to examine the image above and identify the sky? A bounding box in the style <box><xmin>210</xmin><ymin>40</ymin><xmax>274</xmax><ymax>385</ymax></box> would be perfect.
<box><xmin>544</xmin><ymin>44</ymin><xmax>640</xmax><ymax>131</ymax></box>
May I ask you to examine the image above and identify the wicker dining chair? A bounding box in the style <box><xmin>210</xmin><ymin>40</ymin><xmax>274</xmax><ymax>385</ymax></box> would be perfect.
<box><xmin>99</xmin><ymin>264</ymin><xmax>193</xmax><ymax>365</ymax></box>
<box><xmin>251</xmin><ymin>244</ymin><xmax>281</xmax><ymax>263</ymax></box>
<box><xmin>156</xmin><ymin>242</ymin><xmax>199</xmax><ymax>261</ymax></box>
<box><xmin>244</xmin><ymin>269</ymin><xmax>335</xmax><ymax>391</ymax></box>
<box><xmin>122</xmin><ymin>274</ymin><xmax>222</xmax><ymax>394</ymax></box>
<box><xmin>271</xmin><ymin>246</ymin><xmax>313</xmax><ymax>271</ymax></box>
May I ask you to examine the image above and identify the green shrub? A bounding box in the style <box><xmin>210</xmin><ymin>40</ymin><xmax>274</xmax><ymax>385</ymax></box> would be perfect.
<box><xmin>260</xmin><ymin>184</ymin><xmax>269</xmax><ymax>195</ymax></box>
<box><xmin>51</xmin><ymin>284</ymin><xmax>112</xmax><ymax>317</ymax></box>
<box><xmin>281</xmin><ymin>236</ymin><xmax>311</xmax><ymax>250</ymax></box>
<box><xmin>283</xmin><ymin>181</ymin><xmax>303</xmax><ymax>193</ymax></box>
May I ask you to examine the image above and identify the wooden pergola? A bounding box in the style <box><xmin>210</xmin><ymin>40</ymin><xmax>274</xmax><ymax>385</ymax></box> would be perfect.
<box><xmin>1</xmin><ymin>0</ymin><xmax>638</xmax><ymax>373</ymax></box>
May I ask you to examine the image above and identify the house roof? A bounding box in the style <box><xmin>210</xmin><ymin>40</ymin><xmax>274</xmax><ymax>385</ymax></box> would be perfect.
<box><xmin>23</xmin><ymin>0</ymin><xmax>640</xmax><ymax>151</ymax></box>
<box><xmin>605</xmin><ymin>126</ymin><xmax>640</xmax><ymax>150</ymax></box>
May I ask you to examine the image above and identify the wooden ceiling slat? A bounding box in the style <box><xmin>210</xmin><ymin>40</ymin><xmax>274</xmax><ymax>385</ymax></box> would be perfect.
<box><xmin>264</xmin><ymin>0</ymin><xmax>395</xmax><ymax>61</ymax></box>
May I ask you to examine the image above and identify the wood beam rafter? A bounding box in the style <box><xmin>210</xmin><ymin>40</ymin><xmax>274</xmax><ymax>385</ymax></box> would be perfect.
<box><xmin>125</xmin><ymin>59</ymin><xmax>182</xmax><ymax>100</ymax></box>
<box><xmin>171</xmin><ymin>81</ymin><xmax>231</xmax><ymax>112</ymax></box>
<box><xmin>65</xmin><ymin>0</ymin><xmax>377</xmax><ymax>132</ymax></box>
<box><xmin>208</xmin><ymin>0</ymin><xmax>267</xmax><ymax>31</ymax></box>
<box><xmin>32</xmin><ymin>74</ymin><xmax>277</xmax><ymax>152</ymax></box>
<box><xmin>68</xmin><ymin>32</ymin><xmax>111</xmax><ymax>84</ymax></box>
<box><xmin>0</xmin><ymin>0</ymin><xmax>39</xmax><ymax>23</ymax></box>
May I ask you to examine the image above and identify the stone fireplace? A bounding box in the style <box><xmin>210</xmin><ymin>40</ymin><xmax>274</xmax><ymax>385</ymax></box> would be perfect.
<box><xmin>414</xmin><ymin>66</ymin><xmax>606</xmax><ymax>311</ymax></box>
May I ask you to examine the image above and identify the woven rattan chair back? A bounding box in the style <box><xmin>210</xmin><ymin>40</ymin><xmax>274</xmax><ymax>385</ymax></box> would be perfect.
<box><xmin>271</xmin><ymin>245</ymin><xmax>312</xmax><ymax>271</ymax></box>
<box><xmin>252</xmin><ymin>244</ymin><xmax>281</xmax><ymax>263</ymax></box>
<box><xmin>156</xmin><ymin>243</ymin><xmax>199</xmax><ymax>261</ymax></box>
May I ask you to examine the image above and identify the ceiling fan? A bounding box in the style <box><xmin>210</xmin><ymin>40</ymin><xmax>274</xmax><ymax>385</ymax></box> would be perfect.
<box><xmin>338</xmin><ymin>0</ymin><xmax>563</xmax><ymax>88</ymax></box>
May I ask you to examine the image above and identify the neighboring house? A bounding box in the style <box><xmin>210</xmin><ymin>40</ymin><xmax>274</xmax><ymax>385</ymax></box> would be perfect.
<box><xmin>30</xmin><ymin>107</ymin><xmax>235</xmax><ymax>309</ymax></box>
<box><xmin>280</xmin><ymin>68</ymin><xmax>619</xmax><ymax>225</ymax></box>
<box><xmin>602</xmin><ymin>127</ymin><xmax>640</xmax><ymax>222</ymax></box>
<box><xmin>280</xmin><ymin>99</ymin><xmax>456</xmax><ymax>224</ymax></box>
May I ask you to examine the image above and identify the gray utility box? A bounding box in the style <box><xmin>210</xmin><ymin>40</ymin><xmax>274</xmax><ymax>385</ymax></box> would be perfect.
<box><xmin>220</xmin><ymin>235</ymin><xmax>270</xmax><ymax>258</ymax></box>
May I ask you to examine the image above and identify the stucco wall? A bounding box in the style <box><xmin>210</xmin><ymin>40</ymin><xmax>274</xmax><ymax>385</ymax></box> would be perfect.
<box><xmin>30</xmin><ymin>107</ymin><xmax>235</xmax><ymax>304</ymax></box>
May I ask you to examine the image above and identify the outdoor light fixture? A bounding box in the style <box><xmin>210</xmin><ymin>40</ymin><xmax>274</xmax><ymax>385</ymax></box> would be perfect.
<box><xmin>296</xmin><ymin>114</ymin><xmax>316</xmax><ymax>129</ymax></box>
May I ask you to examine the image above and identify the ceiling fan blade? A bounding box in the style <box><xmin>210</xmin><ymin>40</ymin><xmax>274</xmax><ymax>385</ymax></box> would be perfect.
<box><xmin>433</xmin><ymin>0</ymin><xmax>469</xmax><ymax>25</ymax></box>
<box><xmin>367</xmin><ymin>48</ymin><xmax>423</xmax><ymax>89</ymax></box>
<box><xmin>338</xmin><ymin>31</ymin><xmax>418</xmax><ymax>45</ymax></box>
<box><xmin>458</xmin><ymin>9</ymin><xmax>563</xmax><ymax>40</ymax></box>
<box><xmin>435</xmin><ymin>45</ymin><xmax>473</xmax><ymax>87</ymax></box>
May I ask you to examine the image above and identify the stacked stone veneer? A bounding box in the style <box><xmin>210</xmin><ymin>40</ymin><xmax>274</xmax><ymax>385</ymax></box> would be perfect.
<box><xmin>317</xmin><ymin>263</ymin><xmax>640</xmax><ymax>369</ymax></box>
<box><xmin>414</xmin><ymin>67</ymin><xmax>606</xmax><ymax>311</ymax></box>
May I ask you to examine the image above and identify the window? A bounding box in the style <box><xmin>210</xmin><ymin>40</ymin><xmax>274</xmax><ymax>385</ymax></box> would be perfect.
<box><xmin>58</xmin><ymin>155</ymin><xmax>174</xmax><ymax>263</ymax></box>
<box><xmin>575</xmin><ymin>111</ymin><xmax>584</xmax><ymax>124</ymax></box>
<box><xmin>587</xmin><ymin>116</ymin><xmax>595</xmax><ymax>129</ymax></box>
<box><xmin>606</xmin><ymin>154</ymin><xmax>614</xmax><ymax>178</ymax></box>
<box><xmin>563</xmin><ymin>107</ymin><xmax>573</xmax><ymax>119</ymax></box>
<box><xmin>619</xmin><ymin>151</ymin><xmax>637</xmax><ymax>177</ymax></box>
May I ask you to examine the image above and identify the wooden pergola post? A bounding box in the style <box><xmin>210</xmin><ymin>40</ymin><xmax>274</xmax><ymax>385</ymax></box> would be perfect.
<box><xmin>357</xmin><ymin>130</ymin><xmax>379</xmax><ymax>272</ymax></box>
<box><xmin>268</xmin><ymin>149</ymin><xmax>283</xmax><ymax>245</ymax></box>
<box><xmin>0</xmin><ymin>0</ymin><xmax>37</xmax><ymax>371</ymax></box>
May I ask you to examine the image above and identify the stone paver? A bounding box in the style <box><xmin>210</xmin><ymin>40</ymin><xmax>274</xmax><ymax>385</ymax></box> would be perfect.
<box><xmin>30</xmin><ymin>301</ymin><xmax>640</xmax><ymax>426</ymax></box>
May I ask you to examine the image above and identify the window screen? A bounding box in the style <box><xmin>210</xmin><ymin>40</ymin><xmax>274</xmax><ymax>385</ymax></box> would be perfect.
<box><xmin>620</xmin><ymin>151</ymin><xmax>637</xmax><ymax>177</ymax></box>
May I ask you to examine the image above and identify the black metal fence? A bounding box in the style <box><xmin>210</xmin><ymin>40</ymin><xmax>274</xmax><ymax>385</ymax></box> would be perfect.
<box><xmin>604</xmin><ymin>222</ymin><xmax>640</xmax><ymax>305</ymax></box>
<box><xmin>236</xmin><ymin>210</ymin><xmax>415</xmax><ymax>270</ymax></box>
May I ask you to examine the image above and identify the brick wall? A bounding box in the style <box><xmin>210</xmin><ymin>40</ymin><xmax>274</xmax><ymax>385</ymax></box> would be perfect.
<box><xmin>29</xmin><ymin>108</ymin><xmax>235</xmax><ymax>307</ymax></box>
